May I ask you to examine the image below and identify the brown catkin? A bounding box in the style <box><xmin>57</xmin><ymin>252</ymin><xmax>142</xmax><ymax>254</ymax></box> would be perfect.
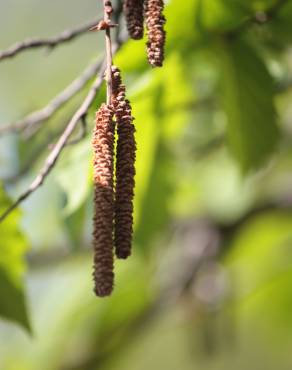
<box><xmin>144</xmin><ymin>0</ymin><xmax>166</xmax><ymax>67</ymax></box>
<box><xmin>123</xmin><ymin>0</ymin><xmax>145</xmax><ymax>40</ymax></box>
<box><xmin>92</xmin><ymin>103</ymin><xmax>115</xmax><ymax>296</ymax></box>
<box><xmin>111</xmin><ymin>66</ymin><xmax>136</xmax><ymax>259</ymax></box>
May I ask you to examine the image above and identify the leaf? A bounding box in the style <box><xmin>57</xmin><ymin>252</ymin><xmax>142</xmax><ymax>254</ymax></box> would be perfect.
<box><xmin>267</xmin><ymin>1</ymin><xmax>292</xmax><ymax>47</ymax></box>
<box><xmin>196</xmin><ymin>0</ymin><xmax>249</xmax><ymax>33</ymax></box>
<box><xmin>0</xmin><ymin>186</ymin><xmax>31</xmax><ymax>332</ymax></box>
<box><xmin>218</xmin><ymin>39</ymin><xmax>279</xmax><ymax>172</ymax></box>
<box><xmin>131</xmin><ymin>52</ymin><xmax>193</xmax><ymax>250</ymax></box>
<box><xmin>54</xmin><ymin>138</ymin><xmax>92</xmax><ymax>216</ymax></box>
<box><xmin>64</xmin><ymin>202</ymin><xmax>88</xmax><ymax>251</ymax></box>
<box><xmin>134</xmin><ymin>137</ymin><xmax>174</xmax><ymax>249</ymax></box>
<box><xmin>225</xmin><ymin>211</ymin><xmax>292</xmax><ymax>338</ymax></box>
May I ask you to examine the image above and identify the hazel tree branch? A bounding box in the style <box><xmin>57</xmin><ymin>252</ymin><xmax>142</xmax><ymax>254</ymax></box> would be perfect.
<box><xmin>0</xmin><ymin>42</ymin><xmax>122</xmax><ymax>223</ymax></box>
<box><xmin>0</xmin><ymin>18</ymin><xmax>99</xmax><ymax>61</ymax></box>
<box><xmin>0</xmin><ymin>59</ymin><xmax>102</xmax><ymax>136</ymax></box>
<box><xmin>4</xmin><ymin>109</ymin><xmax>87</xmax><ymax>185</ymax></box>
<box><xmin>0</xmin><ymin>73</ymin><xmax>104</xmax><ymax>223</ymax></box>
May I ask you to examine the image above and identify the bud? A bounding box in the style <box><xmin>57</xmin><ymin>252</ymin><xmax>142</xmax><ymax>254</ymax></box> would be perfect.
<box><xmin>92</xmin><ymin>104</ymin><xmax>115</xmax><ymax>296</ymax></box>
<box><xmin>123</xmin><ymin>0</ymin><xmax>145</xmax><ymax>40</ymax></box>
<box><xmin>144</xmin><ymin>0</ymin><xmax>166</xmax><ymax>67</ymax></box>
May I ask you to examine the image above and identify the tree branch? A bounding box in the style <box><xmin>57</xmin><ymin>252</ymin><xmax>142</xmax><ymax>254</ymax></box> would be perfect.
<box><xmin>0</xmin><ymin>18</ymin><xmax>99</xmax><ymax>61</ymax></box>
<box><xmin>0</xmin><ymin>72</ymin><xmax>104</xmax><ymax>222</ymax></box>
<box><xmin>0</xmin><ymin>42</ymin><xmax>122</xmax><ymax>223</ymax></box>
<box><xmin>0</xmin><ymin>59</ymin><xmax>102</xmax><ymax>136</ymax></box>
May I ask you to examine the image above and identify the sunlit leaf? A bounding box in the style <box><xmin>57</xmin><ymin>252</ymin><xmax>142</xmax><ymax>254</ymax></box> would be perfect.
<box><xmin>54</xmin><ymin>138</ymin><xmax>92</xmax><ymax>216</ymax></box>
<box><xmin>0</xmin><ymin>186</ymin><xmax>31</xmax><ymax>332</ymax></box>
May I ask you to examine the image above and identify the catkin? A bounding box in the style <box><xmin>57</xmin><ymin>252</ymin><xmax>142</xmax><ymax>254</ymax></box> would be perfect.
<box><xmin>92</xmin><ymin>104</ymin><xmax>115</xmax><ymax>297</ymax></box>
<box><xmin>112</xmin><ymin>66</ymin><xmax>136</xmax><ymax>259</ymax></box>
<box><xmin>123</xmin><ymin>0</ymin><xmax>145</xmax><ymax>40</ymax></box>
<box><xmin>144</xmin><ymin>0</ymin><xmax>166</xmax><ymax>67</ymax></box>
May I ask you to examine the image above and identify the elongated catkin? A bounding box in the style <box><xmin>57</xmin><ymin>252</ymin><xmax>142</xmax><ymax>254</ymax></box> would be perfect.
<box><xmin>112</xmin><ymin>66</ymin><xmax>136</xmax><ymax>259</ymax></box>
<box><xmin>92</xmin><ymin>104</ymin><xmax>115</xmax><ymax>296</ymax></box>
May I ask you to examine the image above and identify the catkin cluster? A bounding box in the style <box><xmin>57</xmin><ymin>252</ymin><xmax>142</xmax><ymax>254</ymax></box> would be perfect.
<box><xmin>92</xmin><ymin>68</ymin><xmax>136</xmax><ymax>296</ymax></box>
<box><xmin>123</xmin><ymin>0</ymin><xmax>144</xmax><ymax>39</ymax></box>
<box><xmin>92</xmin><ymin>104</ymin><xmax>115</xmax><ymax>297</ymax></box>
<box><xmin>123</xmin><ymin>0</ymin><xmax>166</xmax><ymax>67</ymax></box>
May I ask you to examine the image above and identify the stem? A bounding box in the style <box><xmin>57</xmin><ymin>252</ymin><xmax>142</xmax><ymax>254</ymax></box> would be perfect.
<box><xmin>103</xmin><ymin>0</ymin><xmax>113</xmax><ymax>105</ymax></box>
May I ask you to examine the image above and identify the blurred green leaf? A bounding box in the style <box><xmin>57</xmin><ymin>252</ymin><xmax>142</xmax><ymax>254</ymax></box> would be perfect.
<box><xmin>54</xmin><ymin>138</ymin><xmax>92</xmax><ymax>216</ymax></box>
<box><xmin>266</xmin><ymin>1</ymin><xmax>292</xmax><ymax>47</ymax></box>
<box><xmin>225</xmin><ymin>210</ymin><xmax>292</xmax><ymax>339</ymax></box>
<box><xmin>0</xmin><ymin>186</ymin><xmax>31</xmax><ymax>332</ymax></box>
<box><xmin>218</xmin><ymin>39</ymin><xmax>279</xmax><ymax>172</ymax></box>
<box><xmin>64</xmin><ymin>202</ymin><xmax>88</xmax><ymax>250</ymax></box>
<box><xmin>226</xmin><ymin>211</ymin><xmax>292</xmax><ymax>294</ymax></box>
<box><xmin>196</xmin><ymin>0</ymin><xmax>249</xmax><ymax>33</ymax></box>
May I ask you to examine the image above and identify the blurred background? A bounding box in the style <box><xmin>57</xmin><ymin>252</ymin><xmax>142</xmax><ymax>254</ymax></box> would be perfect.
<box><xmin>1</xmin><ymin>0</ymin><xmax>292</xmax><ymax>369</ymax></box>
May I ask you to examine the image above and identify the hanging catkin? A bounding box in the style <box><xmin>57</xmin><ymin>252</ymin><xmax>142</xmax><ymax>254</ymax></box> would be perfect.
<box><xmin>92</xmin><ymin>103</ymin><xmax>115</xmax><ymax>297</ymax></box>
<box><xmin>123</xmin><ymin>0</ymin><xmax>145</xmax><ymax>40</ymax></box>
<box><xmin>111</xmin><ymin>66</ymin><xmax>136</xmax><ymax>259</ymax></box>
<box><xmin>144</xmin><ymin>0</ymin><xmax>166</xmax><ymax>67</ymax></box>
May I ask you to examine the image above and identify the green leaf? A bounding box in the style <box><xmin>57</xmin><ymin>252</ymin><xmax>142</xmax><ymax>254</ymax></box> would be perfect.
<box><xmin>64</xmin><ymin>202</ymin><xmax>88</xmax><ymax>251</ymax></box>
<box><xmin>0</xmin><ymin>186</ymin><xmax>31</xmax><ymax>332</ymax></box>
<box><xmin>196</xmin><ymin>0</ymin><xmax>249</xmax><ymax>33</ymax></box>
<box><xmin>267</xmin><ymin>1</ymin><xmax>292</xmax><ymax>47</ymax></box>
<box><xmin>218</xmin><ymin>39</ymin><xmax>279</xmax><ymax>172</ymax></box>
<box><xmin>225</xmin><ymin>211</ymin><xmax>292</xmax><ymax>338</ymax></box>
<box><xmin>131</xmin><ymin>52</ymin><xmax>193</xmax><ymax>250</ymax></box>
<box><xmin>54</xmin><ymin>138</ymin><xmax>92</xmax><ymax>216</ymax></box>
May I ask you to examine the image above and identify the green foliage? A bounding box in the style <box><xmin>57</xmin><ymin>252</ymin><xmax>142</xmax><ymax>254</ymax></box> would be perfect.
<box><xmin>54</xmin><ymin>139</ymin><xmax>92</xmax><ymax>216</ymax></box>
<box><xmin>196</xmin><ymin>0</ymin><xmax>249</xmax><ymax>32</ymax></box>
<box><xmin>2</xmin><ymin>0</ymin><xmax>292</xmax><ymax>368</ymax></box>
<box><xmin>0</xmin><ymin>186</ymin><xmax>30</xmax><ymax>332</ymax></box>
<box><xmin>218</xmin><ymin>38</ymin><xmax>279</xmax><ymax>172</ymax></box>
<box><xmin>226</xmin><ymin>211</ymin><xmax>292</xmax><ymax>341</ymax></box>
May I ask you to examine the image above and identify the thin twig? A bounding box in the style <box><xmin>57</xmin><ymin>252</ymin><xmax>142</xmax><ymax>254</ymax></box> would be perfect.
<box><xmin>0</xmin><ymin>18</ymin><xmax>99</xmax><ymax>61</ymax></box>
<box><xmin>103</xmin><ymin>1</ymin><xmax>114</xmax><ymax>105</ymax></box>
<box><xmin>0</xmin><ymin>59</ymin><xmax>102</xmax><ymax>136</ymax></box>
<box><xmin>3</xmin><ymin>116</ymin><xmax>74</xmax><ymax>184</ymax></box>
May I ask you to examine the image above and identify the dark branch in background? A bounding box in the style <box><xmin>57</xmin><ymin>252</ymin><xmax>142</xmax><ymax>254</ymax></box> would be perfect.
<box><xmin>0</xmin><ymin>18</ymin><xmax>99</xmax><ymax>61</ymax></box>
<box><xmin>0</xmin><ymin>42</ymin><xmax>122</xmax><ymax>223</ymax></box>
<box><xmin>0</xmin><ymin>59</ymin><xmax>102</xmax><ymax>137</ymax></box>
